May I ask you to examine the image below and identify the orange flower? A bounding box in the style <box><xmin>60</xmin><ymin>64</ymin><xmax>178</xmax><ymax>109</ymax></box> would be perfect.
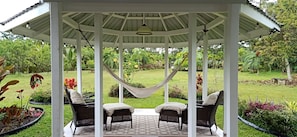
<box><xmin>64</xmin><ymin>78</ymin><xmax>77</xmax><ymax>89</ymax></box>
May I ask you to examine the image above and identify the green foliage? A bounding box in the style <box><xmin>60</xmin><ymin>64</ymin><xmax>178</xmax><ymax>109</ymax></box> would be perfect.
<box><xmin>86</xmin><ymin>60</ymin><xmax>94</xmax><ymax>69</ymax></box>
<box><xmin>30</xmin><ymin>90</ymin><xmax>51</xmax><ymax>103</ymax></box>
<box><xmin>109</xmin><ymin>83</ymin><xmax>145</xmax><ymax>98</ymax></box>
<box><xmin>63</xmin><ymin>47</ymin><xmax>76</xmax><ymax>71</ymax></box>
<box><xmin>168</xmin><ymin>85</ymin><xmax>187</xmax><ymax>100</ymax></box>
<box><xmin>239</xmin><ymin>99</ymin><xmax>297</xmax><ymax>137</ymax></box>
<box><xmin>285</xmin><ymin>101</ymin><xmax>297</xmax><ymax>112</ymax></box>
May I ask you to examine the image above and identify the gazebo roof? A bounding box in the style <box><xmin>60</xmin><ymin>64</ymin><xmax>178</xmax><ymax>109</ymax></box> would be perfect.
<box><xmin>0</xmin><ymin>1</ymin><xmax>280</xmax><ymax>48</ymax></box>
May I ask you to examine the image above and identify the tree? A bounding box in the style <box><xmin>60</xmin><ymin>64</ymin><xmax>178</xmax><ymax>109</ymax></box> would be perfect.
<box><xmin>251</xmin><ymin>0</ymin><xmax>297</xmax><ymax>81</ymax></box>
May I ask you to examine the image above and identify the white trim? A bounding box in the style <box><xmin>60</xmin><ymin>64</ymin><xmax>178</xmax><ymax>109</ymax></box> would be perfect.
<box><xmin>164</xmin><ymin>36</ymin><xmax>169</xmax><ymax>103</ymax></box>
<box><xmin>119</xmin><ymin>35</ymin><xmax>124</xmax><ymax>103</ymax></box>
<box><xmin>0</xmin><ymin>3</ymin><xmax>50</xmax><ymax>31</ymax></box>
<box><xmin>76</xmin><ymin>31</ymin><xmax>82</xmax><ymax>94</ymax></box>
<box><xmin>94</xmin><ymin>13</ymin><xmax>104</xmax><ymax>137</ymax></box>
<box><xmin>187</xmin><ymin>13</ymin><xmax>197</xmax><ymax>137</ymax></box>
<box><xmin>241</xmin><ymin>4</ymin><xmax>280</xmax><ymax>31</ymax></box>
<box><xmin>50</xmin><ymin>2</ymin><xmax>64</xmax><ymax>137</ymax></box>
<box><xmin>202</xmin><ymin>32</ymin><xmax>208</xmax><ymax>101</ymax></box>
<box><xmin>224</xmin><ymin>4</ymin><xmax>240</xmax><ymax>137</ymax></box>
<box><xmin>62</xmin><ymin>3</ymin><xmax>227</xmax><ymax>12</ymax></box>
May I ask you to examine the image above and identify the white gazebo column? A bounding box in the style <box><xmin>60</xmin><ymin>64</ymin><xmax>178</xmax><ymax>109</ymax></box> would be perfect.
<box><xmin>94</xmin><ymin>13</ymin><xmax>104</xmax><ymax>137</ymax></box>
<box><xmin>188</xmin><ymin>13</ymin><xmax>197</xmax><ymax>137</ymax></box>
<box><xmin>76</xmin><ymin>31</ymin><xmax>82</xmax><ymax>94</ymax></box>
<box><xmin>50</xmin><ymin>2</ymin><xmax>64</xmax><ymax>137</ymax></box>
<box><xmin>224</xmin><ymin>4</ymin><xmax>240</xmax><ymax>137</ymax></box>
<box><xmin>202</xmin><ymin>30</ymin><xmax>208</xmax><ymax>101</ymax></box>
<box><xmin>119</xmin><ymin>35</ymin><xmax>124</xmax><ymax>103</ymax></box>
<box><xmin>164</xmin><ymin>36</ymin><xmax>169</xmax><ymax>103</ymax></box>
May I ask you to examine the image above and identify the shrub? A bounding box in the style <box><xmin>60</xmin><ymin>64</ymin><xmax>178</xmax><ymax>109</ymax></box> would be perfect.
<box><xmin>239</xmin><ymin>99</ymin><xmax>297</xmax><ymax>137</ymax></box>
<box><xmin>109</xmin><ymin>83</ymin><xmax>145</xmax><ymax>98</ymax></box>
<box><xmin>168</xmin><ymin>85</ymin><xmax>187</xmax><ymax>100</ymax></box>
<box><xmin>30</xmin><ymin>90</ymin><xmax>51</xmax><ymax>103</ymax></box>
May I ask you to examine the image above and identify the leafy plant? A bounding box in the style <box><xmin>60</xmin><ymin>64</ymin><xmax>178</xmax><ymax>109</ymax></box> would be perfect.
<box><xmin>30</xmin><ymin>89</ymin><xmax>51</xmax><ymax>103</ymax></box>
<box><xmin>168</xmin><ymin>85</ymin><xmax>187</xmax><ymax>100</ymax></box>
<box><xmin>0</xmin><ymin>57</ymin><xmax>19</xmax><ymax>102</ymax></box>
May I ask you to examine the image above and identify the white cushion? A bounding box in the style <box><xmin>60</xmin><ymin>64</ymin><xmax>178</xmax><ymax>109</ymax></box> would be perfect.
<box><xmin>103</xmin><ymin>103</ymin><xmax>134</xmax><ymax>116</ymax></box>
<box><xmin>202</xmin><ymin>91</ymin><xmax>220</xmax><ymax>106</ymax></box>
<box><xmin>155</xmin><ymin>102</ymin><xmax>187</xmax><ymax>115</ymax></box>
<box><xmin>69</xmin><ymin>89</ymin><xmax>86</xmax><ymax>104</ymax></box>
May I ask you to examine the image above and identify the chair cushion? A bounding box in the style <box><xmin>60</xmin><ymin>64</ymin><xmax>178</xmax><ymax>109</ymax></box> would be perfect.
<box><xmin>202</xmin><ymin>91</ymin><xmax>220</xmax><ymax>106</ymax></box>
<box><xmin>155</xmin><ymin>102</ymin><xmax>187</xmax><ymax>115</ymax></box>
<box><xmin>69</xmin><ymin>89</ymin><xmax>86</xmax><ymax>104</ymax></box>
<box><xmin>103</xmin><ymin>103</ymin><xmax>134</xmax><ymax>116</ymax></box>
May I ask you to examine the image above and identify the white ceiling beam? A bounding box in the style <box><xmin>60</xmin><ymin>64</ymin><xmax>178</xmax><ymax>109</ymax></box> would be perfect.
<box><xmin>206</xmin><ymin>17</ymin><xmax>224</xmax><ymax>30</ymax></box>
<box><xmin>78</xmin><ymin>13</ymin><xmax>94</xmax><ymax>23</ymax></box>
<box><xmin>32</xmin><ymin>27</ymin><xmax>50</xmax><ymax>37</ymax></box>
<box><xmin>102</xmin><ymin>13</ymin><xmax>114</xmax><ymax>27</ymax></box>
<box><xmin>159</xmin><ymin>13</ymin><xmax>168</xmax><ymax>31</ymax></box>
<box><xmin>120</xmin><ymin>13</ymin><xmax>129</xmax><ymax>31</ymax></box>
<box><xmin>163</xmin><ymin>13</ymin><xmax>187</xmax><ymax>19</ymax></box>
<box><xmin>63</xmin><ymin>16</ymin><xmax>79</xmax><ymax>29</ymax></box>
<box><xmin>173</xmin><ymin>13</ymin><xmax>186</xmax><ymax>29</ymax></box>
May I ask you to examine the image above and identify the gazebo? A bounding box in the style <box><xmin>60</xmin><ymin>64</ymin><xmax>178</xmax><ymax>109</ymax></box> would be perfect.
<box><xmin>0</xmin><ymin>0</ymin><xmax>280</xmax><ymax>137</ymax></box>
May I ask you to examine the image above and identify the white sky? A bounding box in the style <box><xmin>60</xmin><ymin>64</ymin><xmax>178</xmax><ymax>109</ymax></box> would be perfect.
<box><xmin>0</xmin><ymin>0</ymin><xmax>39</xmax><ymax>22</ymax></box>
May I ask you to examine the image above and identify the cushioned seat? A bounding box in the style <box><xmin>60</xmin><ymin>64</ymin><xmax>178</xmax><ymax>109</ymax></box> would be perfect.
<box><xmin>155</xmin><ymin>102</ymin><xmax>187</xmax><ymax>130</ymax></box>
<box><xmin>103</xmin><ymin>103</ymin><xmax>134</xmax><ymax>130</ymax></box>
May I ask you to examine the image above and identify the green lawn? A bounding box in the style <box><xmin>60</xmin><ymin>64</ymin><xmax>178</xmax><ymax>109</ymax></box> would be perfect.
<box><xmin>1</xmin><ymin>69</ymin><xmax>296</xmax><ymax>137</ymax></box>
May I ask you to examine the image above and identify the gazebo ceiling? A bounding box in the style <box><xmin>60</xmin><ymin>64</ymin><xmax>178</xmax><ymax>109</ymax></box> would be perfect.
<box><xmin>0</xmin><ymin>1</ymin><xmax>280</xmax><ymax>48</ymax></box>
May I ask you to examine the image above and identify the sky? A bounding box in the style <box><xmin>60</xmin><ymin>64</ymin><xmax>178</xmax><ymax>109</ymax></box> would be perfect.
<box><xmin>0</xmin><ymin>0</ymin><xmax>39</xmax><ymax>22</ymax></box>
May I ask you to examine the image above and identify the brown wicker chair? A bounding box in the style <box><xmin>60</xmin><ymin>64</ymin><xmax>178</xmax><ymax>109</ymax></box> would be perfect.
<box><xmin>181</xmin><ymin>90</ymin><xmax>224</xmax><ymax>135</ymax></box>
<box><xmin>65</xmin><ymin>88</ymin><xmax>107</xmax><ymax>134</ymax></box>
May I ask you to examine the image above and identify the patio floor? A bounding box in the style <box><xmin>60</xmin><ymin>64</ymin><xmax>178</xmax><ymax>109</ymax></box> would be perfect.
<box><xmin>64</xmin><ymin>109</ymin><xmax>223</xmax><ymax>137</ymax></box>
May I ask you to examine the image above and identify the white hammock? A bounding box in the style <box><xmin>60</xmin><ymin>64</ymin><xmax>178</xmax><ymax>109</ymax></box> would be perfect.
<box><xmin>104</xmin><ymin>64</ymin><xmax>181</xmax><ymax>98</ymax></box>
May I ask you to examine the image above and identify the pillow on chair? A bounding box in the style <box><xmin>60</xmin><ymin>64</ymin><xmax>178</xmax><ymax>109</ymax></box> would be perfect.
<box><xmin>202</xmin><ymin>91</ymin><xmax>220</xmax><ymax>106</ymax></box>
<box><xmin>69</xmin><ymin>89</ymin><xmax>86</xmax><ymax>104</ymax></box>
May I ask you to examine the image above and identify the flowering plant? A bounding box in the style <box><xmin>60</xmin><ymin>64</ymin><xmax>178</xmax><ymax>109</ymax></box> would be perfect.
<box><xmin>64</xmin><ymin>78</ymin><xmax>77</xmax><ymax>89</ymax></box>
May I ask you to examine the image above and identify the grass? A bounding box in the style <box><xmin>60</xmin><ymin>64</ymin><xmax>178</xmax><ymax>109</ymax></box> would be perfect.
<box><xmin>1</xmin><ymin>69</ymin><xmax>296</xmax><ymax>137</ymax></box>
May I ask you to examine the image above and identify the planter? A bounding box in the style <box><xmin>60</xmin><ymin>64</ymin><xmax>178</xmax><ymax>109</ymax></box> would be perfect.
<box><xmin>29</xmin><ymin>97</ymin><xmax>69</xmax><ymax>105</ymax></box>
<box><xmin>0</xmin><ymin>107</ymin><xmax>45</xmax><ymax>136</ymax></box>
<box><xmin>238</xmin><ymin>115</ymin><xmax>286</xmax><ymax>137</ymax></box>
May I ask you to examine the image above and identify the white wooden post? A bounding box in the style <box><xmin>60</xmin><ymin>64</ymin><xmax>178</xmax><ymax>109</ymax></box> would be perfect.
<box><xmin>202</xmin><ymin>31</ymin><xmax>208</xmax><ymax>101</ymax></box>
<box><xmin>119</xmin><ymin>35</ymin><xmax>124</xmax><ymax>103</ymax></box>
<box><xmin>164</xmin><ymin>36</ymin><xmax>169</xmax><ymax>103</ymax></box>
<box><xmin>188</xmin><ymin>13</ymin><xmax>197</xmax><ymax>137</ymax></box>
<box><xmin>224</xmin><ymin>4</ymin><xmax>240</xmax><ymax>137</ymax></box>
<box><xmin>94</xmin><ymin>13</ymin><xmax>104</xmax><ymax>137</ymax></box>
<box><xmin>76</xmin><ymin>31</ymin><xmax>82</xmax><ymax>94</ymax></box>
<box><xmin>50</xmin><ymin>2</ymin><xmax>64</xmax><ymax>137</ymax></box>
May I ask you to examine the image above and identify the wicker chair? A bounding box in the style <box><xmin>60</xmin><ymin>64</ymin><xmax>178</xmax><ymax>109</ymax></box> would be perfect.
<box><xmin>65</xmin><ymin>88</ymin><xmax>107</xmax><ymax>134</ymax></box>
<box><xmin>181</xmin><ymin>90</ymin><xmax>224</xmax><ymax>135</ymax></box>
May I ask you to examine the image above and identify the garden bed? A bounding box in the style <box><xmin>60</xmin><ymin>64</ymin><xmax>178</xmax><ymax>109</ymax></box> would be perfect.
<box><xmin>238</xmin><ymin>115</ymin><xmax>282</xmax><ymax>137</ymax></box>
<box><xmin>0</xmin><ymin>107</ymin><xmax>45</xmax><ymax>136</ymax></box>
